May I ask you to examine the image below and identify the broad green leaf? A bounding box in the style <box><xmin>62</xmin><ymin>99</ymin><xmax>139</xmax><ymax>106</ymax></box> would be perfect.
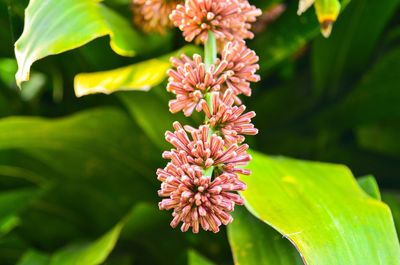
<box><xmin>251</xmin><ymin>0</ymin><xmax>350</xmax><ymax>74</ymax></box>
<box><xmin>311</xmin><ymin>0</ymin><xmax>400</xmax><ymax>93</ymax></box>
<box><xmin>188</xmin><ymin>250</ymin><xmax>216</xmax><ymax>265</ymax></box>
<box><xmin>315</xmin><ymin>48</ymin><xmax>400</xmax><ymax>129</ymax></box>
<box><xmin>0</xmin><ymin>164</ymin><xmax>45</xmax><ymax>186</ymax></box>
<box><xmin>0</xmin><ymin>216</ymin><xmax>19</xmax><ymax>237</ymax></box>
<box><xmin>0</xmin><ymin>189</ymin><xmax>38</xmax><ymax>236</ymax></box>
<box><xmin>228</xmin><ymin>207</ymin><xmax>303</xmax><ymax>265</ymax></box>
<box><xmin>121</xmin><ymin>202</ymin><xmax>188</xmax><ymax>265</ymax></box>
<box><xmin>49</xmin><ymin>222</ymin><xmax>123</xmax><ymax>265</ymax></box>
<box><xmin>16</xmin><ymin>204</ymin><xmax>146</xmax><ymax>265</ymax></box>
<box><xmin>17</xmin><ymin>250</ymin><xmax>50</xmax><ymax>265</ymax></box>
<box><xmin>0</xmin><ymin>108</ymin><xmax>155</xmax><ymax>176</ymax></box>
<box><xmin>0</xmin><ymin>58</ymin><xmax>17</xmax><ymax>87</ymax></box>
<box><xmin>242</xmin><ymin>151</ymin><xmax>400</xmax><ymax>264</ymax></box>
<box><xmin>117</xmin><ymin>67</ymin><xmax>200</xmax><ymax>150</ymax></box>
<box><xmin>383</xmin><ymin>193</ymin><xmax>400</xmax><ymax>238</ymax></box>
<box><xmin>357</xmin><ymin>175</ymin><xmax>381</xmax><ymax>200</ymax></box>
<box><xmin>105</xmin><ymin>0</ymin><xmax>130</xmax><ymax>4</ymax></box>
<box><xmin>118</xmin><ymin>88</ymin><xmax>193</xmax><ymax>150</ymax></box>
<box><xmin>357</xmin><ymin>124</ymin><xmax>400</xmax><ymax>158</ymax></box>
<box><xmin>15</xmin><ymin>0</ymin><xmax>144</xmax><ymax>86</ymax></box>
<box><xmin>0</xmin><ymin>108</ymin><xmax>159</xmax><ymax>244</ymax></box>
<box><xmin>0</xmin><ymin>58</ymin><xmax>46</xmax><ymax>98</ymax></box>
<box><xmin>74</xmin><ymin>45</ymin><xmax>200</xmax><ymax>97</ymax></box>
<box><xmin>74</xmin><ymin>59</ymin><xmax>169</xmax><ymax>97</ymax></box>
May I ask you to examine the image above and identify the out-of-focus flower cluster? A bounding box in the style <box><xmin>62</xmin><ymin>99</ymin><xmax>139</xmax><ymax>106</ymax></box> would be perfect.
<box><xmin>153</xmin><ymin>0</ymin><xmax>261</xmax><ymax>233</ymax></box>
<box><xmin>132</xmin><ymin>0</ymin><xmax>182</xmax><ymax>33</ymax></box>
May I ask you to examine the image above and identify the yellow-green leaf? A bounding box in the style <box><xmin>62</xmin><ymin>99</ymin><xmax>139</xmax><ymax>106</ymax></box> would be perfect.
<box><xmin>242</xmin><ymin>151</ymin><xmax>400</xmax><ymax>265</ymax></box>
<box><xmin>74</xmin><ymin>45</ymin><xmax>200</xmax><ymax>97</ymax></box>
<box><xmin>16</xmin><ymin>250</ymin><xmax>50</xmax><ymax>265</ymax></box>
<box><xmin>15</xmin><ymin>203</ymin><xmax>159</xmax><ymax>265</ymax></box>
<box><xmin>49</xmin><ymin>222</ymin><xmax>123</xmax><ymax>265</ymax></box>
<box><xmin>357</xmin><ymin>175</ymin><xmax>381</xmax><ymax>200</ymax></box>
<box><xmin>15</xmin><ymin>0</ymin><xmax>143</xmax><ymax>87</ymax></box>
<box><xmin>188</xmin><ymin>250</ymin><xmax>216</xmax><ymax>265</ymax></box>
<box><xmin>0</xmin><ymin>188</ymin><xmax>38</xmax><ymax>236</ymax></box>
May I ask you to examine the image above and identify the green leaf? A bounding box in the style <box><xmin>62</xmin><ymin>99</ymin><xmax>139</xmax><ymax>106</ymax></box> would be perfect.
<box><xmin>188</xmin><ymin>250</ymin><xmax>216</xmax><ymax>265</ymax></box>
<box><xmin>16</xmin><ymin>203</ymin><xmax>151</xmax><ymax>265</ymax></box>
<box><xmin>0</xmin><ymin>189</ymin><xmax>38</xmax><ymax>236</ymax></box>
<box><xmin>49</xmin><ymin>222</ymin><xmax>123</xmax><ymax>265</ymax></box>
<box><xmin>117</xmin><ymin>89</ymin><xmax>175</xmax><ymax>150</ymax></box>
<box><xmin>74</xmin><ymin>45</ymin><xmax>200</xmax><ymax>97</ymax></box>
<box><xmin>252</xmin><ymin>3</ymin><xmax>319</xmax><ymax>74</ymax></box>
<box><xmin>357</xmin><ymin>175</ymin><xmax>381</xmax><ymax>200</ymax></box>
<box><xmin>316</xmin><ymin>48</ymin><xmax>400</xmax><ymax>129</ymax></box>
<box><xmin>15</xmin><ymin>0</ymin><xmax>144</xmax><ymax>87</ymax></box>
<box><xmin>0</xmin><ymin>216</ymin><xmax>19</xmax><ymax>237</ymax></box>
<box><xmin>74</xmin><ymin>58</ymin><xmax>170</xmax><ymax>97</ymax></box>
<box><xmin>242</xmin><ymin>151</ymin><xmax>400</xmax><ymax>264</ymax></box>
<box><xmin>357</xmin><ymin>124</ymin><xmax>400</xmax><ymax>158</ymax></box>
<box><xmin>121</xmin><ymin>202</ymin><xmax>188</xmax><ymax>265</ymax></box>
<box><xmin>16</xmin><ymin>250</ymin><xmax>50</xmax><ymax>265</ymax></box>
<box><xmin>0</xmin><ymin>58</ymin><xmax>17</xmax><ymax>87</ymax></box>
<box><xmin>383</xmin><ymin>193</ymin><xmax>400</xmax><ymax>238</ymax></box>
<box><xmin>117</xmin><ymin>86</ymin><xmax>197</xmax><ymax>151</ymax></box>
<box><xmin>0</xmin><ymin>108</ymin><xmax>159</xmax><ymax>239</ymax></box>
<box><xmin>228</xmin><ymin>207</ymin><xmax>303</xmax><ymax>265</ymax></box>
<box><xmin>311</xmin><ymin>0</ymin><xmax>400</xmax><ymax>93</ymax></box>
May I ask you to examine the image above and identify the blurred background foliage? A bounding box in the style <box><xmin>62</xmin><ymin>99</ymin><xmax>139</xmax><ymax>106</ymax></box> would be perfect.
<box><xmin>0</xmin><ymin>0</ymin><xmax>400</xmax><ymax>264</ymax></box>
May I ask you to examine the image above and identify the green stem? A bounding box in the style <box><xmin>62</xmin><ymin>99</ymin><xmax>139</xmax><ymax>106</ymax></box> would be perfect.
<box><xmin>204</xmin><ymin>31</ymin><xmax>217</xmax><ymax>121</ymax></box>
<box><xmin>203</xmin><ymin>31</ymin><xmax>218</xmax><ymax>178</ymax></box>
<box><xmin>204</xmin><ymin>30</ymin><xmax>217</xmax><ymax>71</ymax></box>
<box><xmin>203</xmin><ymin>166</ymin><xmax>214</xmax><ymax>178</ymax></box>
<box><xmin>205</xmin><ymin>92</ymin><xmax>213</xmax><ymax>120</ymax></box>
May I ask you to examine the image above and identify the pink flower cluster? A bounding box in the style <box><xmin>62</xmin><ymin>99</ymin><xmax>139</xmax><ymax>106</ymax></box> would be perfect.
<box><xmin>170</xmin><ymin>0</ymin><xmax>261</xmax><ymax>44</ymax></box>
<box><xmin>167</xmin><ymin>40</ymin><xmax>259</xmax><ymax>116</ymax></box>
<box><xmin>132</xmin><ymin>0</ymin><xmax>182</xmax><ymax>33</ymax></box>
<box><xmin>157</xmin><ymin>0</ymin><xmax>261</xmax><ymax>233</ymax></box>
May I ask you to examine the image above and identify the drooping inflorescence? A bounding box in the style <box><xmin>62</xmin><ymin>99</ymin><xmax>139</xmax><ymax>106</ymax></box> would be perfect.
<box><xmin>156</xmin><ymin>0</ymin><xmax>261</xmax><ymax>233</ymax></box>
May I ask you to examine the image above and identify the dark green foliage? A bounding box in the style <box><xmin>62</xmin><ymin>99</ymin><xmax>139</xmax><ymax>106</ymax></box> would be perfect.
<box><xmin>0</xmin><ymin>0</ymin><xmax>399</xmax><ymax>264</ymax></box>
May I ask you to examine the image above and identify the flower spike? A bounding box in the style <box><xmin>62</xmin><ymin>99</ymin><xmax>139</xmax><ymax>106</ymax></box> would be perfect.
<box><xmin>150</xmin><ymin>0</ymin><xmax>262</xmax><ymax>233</ymax></box>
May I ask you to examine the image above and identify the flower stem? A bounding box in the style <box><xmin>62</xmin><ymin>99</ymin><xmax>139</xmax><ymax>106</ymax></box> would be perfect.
<box><xmin>203</xmin><ymin>31</ymin><xmax>217</xmax><ymax>177</ymax></box>
<box><xmin>204</xmin><ymin>30</ymin><xmax>217</xmax><ymax>120</ymax></box>
<box><xmin>205</xmin><ymin>92</ymin><xmax>214</xmax><ymax>116</ymax></box>
<box><xmin>204</xmin><ymin>30</ymin><xmax>217</xmax><ymax>71</ymax></box>
<box><xmin>203</xmin><ymin>166</ymin><xmax>214</xmax><ymax>178</ymax></box>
